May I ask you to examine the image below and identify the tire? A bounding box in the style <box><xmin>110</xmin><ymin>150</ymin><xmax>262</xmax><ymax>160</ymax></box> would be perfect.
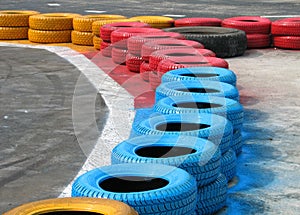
<box><xmin>130</xmin><ymin>16</ymin><xmax>174</xmax><ymax>28</ymax></box>
<box><xmin>155</xmin><ymin>80</ymin><xmax>239</xmax><ymax>103</ymax></box>
<box><xmin>231</xmin><ymin>129</ymin><xmax>243</xmax><ymax>155</ymax></box>
<box><xmin>273</xmin><ymin>36</ymin><xmax>300</xmax><ymax>50</ymax></box>
<box><xmin>29</xmin><ymin>13</ymin><xmax>80</xmax><ymax>30</ymax></box>
<box><xmin>271</xmin><ymin>17</ymin><xmax>300</xmax><ymax>36</ymax></box>
<box><xmin>71</xmin><ymin>30</ymin><xmax>94</xmax><ymax>46</ymax></box>
<box><xmin>112</xmin><ymin>135</ymin><xmax>221</xmax><ymax>187</ymax></box>
<box><xmin>247</xmin><ymin>34</ymin><xmax>271</xmax><ymax>49</ymax></box>
<box><xmin>196</xmin><ymin>174</ymin><xmax>228</xmax><ymax>215</ymax></box>
<box><xmin>28</xmin><ymin>29</ymin><xmax>71</xmax><ymax>43</ymax></box>
<box><xmin>175</xmin><ymin>17</ymin><xmax>222</xmax><ymax>27</ymax></box>
<box><xmin>112</xmin><ymin>47</ymin><xmax>128</xmax><ymax>64</ymax></box>
<box><xmin>71</xmin><ymin>163</ymin><xmax>198</xmax><ymax>215</ymax></box>
<box><xmin>149</xmin><ymin>48</ymin><xmax>216</xmax><ymax>70</ymax></box>
<box><xmin>163</xmin><ymin>26</ymin><xmax>247</xmax><ymax>58</ymax></box>
<box><xmin>149</xmin><ymin>71</ymin><xmax>161</xmax><ymax>90</ymax></box>
<box><xmin>133</xmin><ymin>113</ymin><xmax>233</xmax><ymax>154</ymax></box>
<box><xmin>111</xmin><ymin>27</ymin><xmax>162</xmax><ymax>48</ymax></box>
<box><xmin>140</xmin><ymin>61</ymin><xmax>153</xmax><ymax>81</ymax></box>
<box><xmin>142</xmin><ymin>38</ymin><xmax>205</xmax><ymax>61</ymax></box>
<box><xmin>101</xmin><ymin>41</ymin><xmax>113</xmax><ymax>57</ymax></box>
<box><xmin>3</xmin><ymin>197</ymin><xmax>138</xmax><ymax>215</ymax></box>
<box><xmin>221</xmin><ymin>149</ymin><xmax>237</xmax><ymax>181</ymax></box>
<box><xmin>0</xmin><ymin>10</ymin><xmax>39</xmax><ymax>27</ymax></box>
<box><xmin>127</xmin><ymin>32</ymin><xmax>185</xmax><ymax>56</ymax></box>
<box><xmin>73</xmin><ymin>14</ymin><xmax>126</xmax><ymax>32</ymax></box>
<box><xmin>93</xmin><ymin>35</ymin><xmax>103</xmax><ymax>50</ymax></box>
<box><xmin>161</xmin><ymin>66</ymin><xmax>237</xmax><ymax>86</ymax></box>
<box><xmin>221</xmin><ymin>16</ymin><xmax>271</xmax><ymax>34</ymax></box>
<box><xmin>126</xmin><ymin>53</ymin><xmax>143</xmax><ymax>73</ymax></box>
<box><xmin>92</xmin><ymin>19</ymin><xmax>137</xmax><ymax>36</ymax></box>
<box><xmin>101</xmin><ymin>22</ymin><xmax>151</xmax><ymax>42</ymax></box>
<box><xmin>0</xmin><ymin>27</ymin><xmax>28</xmax><ymax>39</ymax></box>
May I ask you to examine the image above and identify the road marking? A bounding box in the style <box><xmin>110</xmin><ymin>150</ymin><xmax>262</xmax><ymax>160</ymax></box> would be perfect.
<box><xmin>163</xmin><ymin>14</ymin><xmax>186</xmax><ymax>18</ymax></box>
<box><xmin>84</xmin><ymin>10</ymin><xmax>107</xmax><ymax>13</ymax></box>
<box><xmin>47</xmin><ymin>3</ymin><xmax>61</xmax><ymax>7</ymax></box>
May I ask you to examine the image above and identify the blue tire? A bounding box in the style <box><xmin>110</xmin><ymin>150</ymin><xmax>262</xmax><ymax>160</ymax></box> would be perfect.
<box><xmin>112</xmin><ymin>135</ymin><xmax>221</xmax><ymax>187</ymax></box>
<box><xmin>155</xmin><ymin>80</ymin><xmax>239</xmax><ymax>103</ymax></box>
<box><xmin>133</xmin><ymin>113</ymin><xmax>233</xmax><ymax>155</ymax></box>
<box><xmin>161</xmin><ymin>67</ymin><xmax>237</xmax><ymax>86</ymax></box>
<box><xmin>221</xmin><ymin>149</ymin><xmax>237</xmax><ymax>182</ymax></box>
<box><xmin>232</xmin><ymin>129</ymin><xmax>243</xmax><ymax>155</ymax></box>
<box><xmin>71</xmin><ymin>163</ymin><xmax>197</xmax><ymax>215</ymax></box>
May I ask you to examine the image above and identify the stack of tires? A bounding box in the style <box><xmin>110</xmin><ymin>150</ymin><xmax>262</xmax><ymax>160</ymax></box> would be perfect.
<box><xmin>28</xmin><ymin>13</ymin><xmax>80</xmax><ymax>43</ymax></box>
<box><xmin>0</xmin><ymin>10</ymin><xmax>39</xmax><ymax>40</ymax></box>
<box><xmin>221</xmin><ymin>16</ymin><xmax>272</xmax><ymax>49</ymax></box>
<box><xmin>271</xmin><ymin>17</ymin><xmax>300</xmax><ymax>50</ymax></box>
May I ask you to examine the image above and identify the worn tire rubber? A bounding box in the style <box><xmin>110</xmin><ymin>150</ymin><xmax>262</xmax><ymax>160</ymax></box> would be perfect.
<box><xmin>163</xmin><ymin>26</ymin><xmax>247</xmax><ymax>58</ymax></box>
<box><xmin>0</xmin><ymin>10</ymin><xmax>39</xmax><ymax>27</ymax></box>
<box><xmin>71</xmin><ymin>30</ymin><xmax>94</xmax><ymax>46</ymax></box>
<box><xmin>221</xmin><ymin>149</ymin><xmax>237</xmax><ymax>181</ymax></box>
<box><xmin>155</xmin><ymin>80</ymin><xmax>239</xmax><ymax>103</ymax></box>
<box><xmin>273</xmin><ymin>36</ymin><xmax>300</xmax><ymax>50</ymax></box>
<box><xmin>3</xmin><ymin>197</ymin><xmax>138</xmax><ymax>215</ymax></box>
<box><xmin>0</xmin><ymin>27</ymin><xmax>28</xmax><ymax>39</ymax></box>
<box><xmin>71</xmin><ymin>163</ymin><xmax>198</xmax><ymax>215</ymax></box>
<box><xmin>92</xmin><ymin>19</ymin><xmax>138</xmax><ymax>36</ymax></box>
<box><xmin>93</xmin><ymin>35</ymin><xmax>102</xmax><ymax>50</ymax></box>
<box><xmin>28</xmin><ymin>29</ymin><xmax>71</xmax><ymax>43</ymax></box>
<box><xmin>130</xmin><ymin>16</ymin><xmax>174</xmax><ymax>28</ymax></box>
<box><xmin>247</xmin><ymin>34</ymin><xmax>271</xmax><ymax>48</ymax></box>
<box><xmin>271</xmin><ymin>17</ymin><xmax>300</xmax><ymax>36</ymax></box>
<box><xmin>175</xmin><ymin>17</ymin><xmax>222</xmax><ymax>27</ymax></box>
<box><xmin>161</xmin><ymin>66</ymin><xmax>237</xmax><ymax>86</ymax></box>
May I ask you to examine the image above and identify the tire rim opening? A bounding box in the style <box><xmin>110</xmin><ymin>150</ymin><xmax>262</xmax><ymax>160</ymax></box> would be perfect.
<box><xmin>135</xmin><ymin>146</ymin><xmax>196</xmax><ymax>158</ymax></box>
<box><xmin>240</xmin><ymin>19</ymin><xmax>259</xmax><ymax>22</ymax></box>
<box><xmin>99</xmin><ymin>176</ymin><xmax>169</xmax><ymax>192</ymax></box>
<box><xmin>175</xmin><ymin>61</ymin><xmax>208</xmax><ymax>65</ymax></box>
<box><xmin>145</xmin><ymin>36</ymin><xmax>170</xmax><ymax>39</ymax></box>
<box><xmin>177</xmin><ymin>87</ymin><xmax>220</xmax><ymax>93</ymax></box>
<box><xmin>159</xmin><ymin>43</ymin><xmax>187</xmax><ymax>46</ymax></box>
<box><xmin>173</xmin><ymin>101</ymin><xmax>222</xmax><ymax>109</ymax></box>
<box><xmin>166</xmin><ymin>53</ymin><xmax>196</xmax><ymax>57</ymax></box>
<box><xmin>180</xmin><ymin>73</ymin><xmax>219</xmax><ymax>78</ymax></box>
<box><xmin>41</xmin><ymin>212</ymin><xmax>103</xmax><ymax>215</ymax></box>
<box><xmin>156</xmin><ymin>122</ymin><xmax>210</xmax><ymax>131</ymax></box>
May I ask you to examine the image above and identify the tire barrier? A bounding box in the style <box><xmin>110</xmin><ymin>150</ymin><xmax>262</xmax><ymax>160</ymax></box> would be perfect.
<box><xmin>72</xmin><ymin>30</ymin><xmax>94</xmax><ymax>46</ymax></box>
<box><xmin>112</xmin><ymin>47</ymin><xmax>128</xmax><ymax>64</ymax></box>
<box><xmin>221</xmin><ymin>149</ymin><xmax>237</xmax><ymax>181</ymax></box>
<box><xmin>93</xmin><ymin>35</ymin><xmax>102</xmax><ymax>50</ymax></box>
<box><xmin>71</xmin><ymin>163</ymin><xmax>198</xmax><ymax>215</ymax></box>
<box><xmin>3</xmin><ymin>197</ymin><xmax>138</xmax><ymax>215</ymax></box>
<box><xmin>92</xmin><ymin>19</ymin><xmax>138</xmax><ymax>36</ymax></box>
<box><xmin>0</xmin><ymin>27</ymin><xmax>28</xmax><ymax>40</ymax></box>
<box><xmin>101</xmin><ymin>40</ymin><xmax>113</xmax><ymax>57</ymax></box>
<box><xmin>126</xmin><ymin>53</ymin><xmax>144</xmax><ymax>73</ymax></box>
<box><xmin>175</xmin><ymin>17</ymin><xmax>223</xmax><ymax>27</ymax></box>
<box><xmin>28</xmin><ymin>29</ymin><xmax>72</xmax><ymax>43</ymax></box>
<box><xmin>129</xmin><ymin>15</ymin><xmax>174</xmax><ymax>29</ymax></box>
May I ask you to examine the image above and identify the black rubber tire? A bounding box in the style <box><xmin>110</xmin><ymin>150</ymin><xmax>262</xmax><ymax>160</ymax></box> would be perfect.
<box><xmin>221</xmin><ymin>149</ymin><xmax>237</xmax><ymax>182</ymax></box>
<box><xmin>196</xmin><ymin>174</ymin><xmax>228</xmax><ymax>215</ymax></box>
<box><xmin>161</xmin><ymin>66</ymin><xmax>237</xmax><ymax>86</ymax></box>
<box><xmin>133</xmin><ymin>113</ymin><xmax>233</xmax><ymax>154</ymax></box>
<box><xmin>163</xmin><ymin>26</ymin><xmax>247</xmax><ymax>58</ymax></box>
<box><xmin>71</xmin><ymin>163</ymin><xmax>197</xmax><ymax>215</ymax></box>
<box><xmin>232</xmin><ymin>128</ymin><xmax>243</xmax><ymax>155</ymax></box>
<box><xmin>155</xmin><ymin>80</ymin><xmax>240</xmax><ymax>103</ymax></box>
<box><xmin>112</xmin><ymin>135</ymin><xmax>221</xmax><ymax>187</ymax></box>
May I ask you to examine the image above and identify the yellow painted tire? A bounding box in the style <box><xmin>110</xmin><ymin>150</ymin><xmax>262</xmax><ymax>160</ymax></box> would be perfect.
<box><xmin>0</xmin><ymin>27</ymin><xmax>28</xmax><ymax>39</ymax></box>
<box><xmin>93</xmin><ymin>35</ymin><xmax>103</xmax><ymax>50</ymax></box>
<box><xmin>0</xmin><ymin>10</ymin><xmax>40</xmax><ymax>27</ymax></box>
<box><xmin>129</xmin><ymin>16</ymin><xmax>174</xmax><ymax>28</ymax></box>
<box><xmin>92</xmin><ymin>19</ymin><xmax>138</xmax><ymax>36</ymax></box>
<box><xmin>28</xmin><ymin>29</ymin><xmax>71</xmax><ymax>43</ymax></box>
<box><xmin>74</xmin><ymin>14</ymin><xmax>127</xmax><ymax>32</ymax></box>
<box><xmin>29</xmin><ymin>13</ymin><xmax>80</xmax><ymax>30</ymax></box>
<box><xmin>72</xmin><ymin>30</ymin><xmax>94</xmax><ymax>46</ymax></box>
<box><xmin>3</xmin><ymin>197</ymin><xmax>138</xmax><ymax>215</ymax></box>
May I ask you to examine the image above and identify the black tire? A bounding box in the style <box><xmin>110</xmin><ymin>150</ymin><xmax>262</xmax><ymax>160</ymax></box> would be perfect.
<box><xmin>155</xmin><ymin>80</ymin><xmax>240</xmax><ymax>103</ymax></box>
<box><xmin>71</xmin><ymin>163</ymin><xmax>197</xmax><ymax>215</ymax></box>
<box><xmin>163</xmin><ymin>26</ymin><xmax>247</xmax><ymax>58</ymax></box>
<box><xmin>112</xmin><ymin>135</ymin><xmax>221</xmax><ymax>187</ymax></box>
<box><xmin>196</xmin><ymin>173</ymin><xmax>228</xmax><ymax>215</ymax></box>
<box><xmin>232</xmin><ymin>128</ymin><xmax>243</xmax><ymax>155</ymax></box>
<box><xmin>221</xmin><ymin>149</ymin><xmax>237</xmax><ymax>182</ymax></box>
<box><xmin>161</xmin><ymin>66</ymin><xmax>237</xmax><ymax>86</ymax></box>
<box><xmin>133</xmin><ymin>113</ymin><xmax>233</xmax><ymax>154</ymax></box>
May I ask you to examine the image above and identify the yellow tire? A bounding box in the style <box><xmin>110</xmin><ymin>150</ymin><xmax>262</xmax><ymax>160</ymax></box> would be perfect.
<box><xmin>129</xmin><ymin>16</ymin><xmax>174</xmax><ymax>28</ymax></box>
<box><xmin>0</xmin><ymin>10</ymin><xmax>40</xmax><ymax>27</ymax></box>
<box><xmin>92</xmin><ymin>19</ymin><xmax>139</xmax><ymax>36</ymax></box>
<box><xmin>72</xmin><ymin>30</ymin><xmax>94</xmax><ymax>46</ymax></box>
<box><xmin>28</xmin><ymin>29</ymin><xmax>71</xmax><ymax>43</ymax></box>
<box><xmin>93</xmin><ymin>35</ymin><xmax>103</xmax><ymax>50</ymax></box>
<box><xmin>3</xmin><ymin>197</ymin><xmax>138</xmax><ymax>215</ymax></box>
<box><xmin>73</xmin><ymin>14</ymin><xmax>127</xmax><ymax>32</ymax></box>
<box><xmin>0</xmin><ymin>27</ymin><xmax>28</xmax><ymax>39</ymax></box>
<box><xmin>29</xmin><ymin>13</ymin><xmax>80</xmax><ymax>30</ymax></box>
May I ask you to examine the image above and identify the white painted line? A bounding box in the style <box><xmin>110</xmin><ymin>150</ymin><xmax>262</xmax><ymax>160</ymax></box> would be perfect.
<box><xmin>47</xmin><ymin>3</ymin><xmax>61</xmax><ymax>7</ymax></box>
<box><xmin>261</xmin><ymin>15</ymin><xmax>300</xmax><ymax>18</ymax></box>
<box><xmin>163</xmin><ymin>14</ymin><xmax>186</xmax><ymax>18</ymax></box>
<box><xmin>84</xmin><ymin>10</ymin><xmax>107</xmax><ymax>13</ymax></box>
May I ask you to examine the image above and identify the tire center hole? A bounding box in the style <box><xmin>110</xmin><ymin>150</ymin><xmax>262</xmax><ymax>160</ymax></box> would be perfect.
<box><xmin>175</xmin><ymin>61</ymin><xmax>208</xmax><ymax>65</ymax></box>
<box><xmin>135</xmin><ymin>146</ymin><xmax>196</xmax><ymax>158</ymax></box>
<box><xmin>181</xmin><ymin>73</ymin><xmax>219</xmax><ymax>78</ymax></box>
<box><xmin>156</xmin><ymin>122</ymin><xmax>210</xmax><ymax>131</ymax></box>
<box><xmin>177</xmin><ymin>87</ymin><xmax>220</xmax><ymax>93</ymax></box>
<box><xmin>160</xmin><ymin>44</ymin><xmax>187</xmax><ymax>46</ymax></box>
<box><xmin>173</xmin><ymin>102</ymin><xmax>222</xmax><ymax>109</ymax></box>
<box><xmin>166</xmin><ymin>53</ymin><xmax>196</xmax><ymax>57</ymax></box>
<box><xmin>41</xmin><ymin>212</ymin><xmax>103</xmax><ymax>215</ymax></box>
<box><xmin>240</xmin><ymin>19</ymin><xmax>259</xmax><ymax>22</ymax></box>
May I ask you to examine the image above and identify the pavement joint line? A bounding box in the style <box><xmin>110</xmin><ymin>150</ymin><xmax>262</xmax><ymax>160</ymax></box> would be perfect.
<box><xmin>0</xmin><ymin>42</ymin><xmax>135</xmax><ymax>197</ymax></box>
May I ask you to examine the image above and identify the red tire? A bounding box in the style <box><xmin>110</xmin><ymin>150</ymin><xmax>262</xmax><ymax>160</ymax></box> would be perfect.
<box><xmin>273</xmin><ymin>36</ymin><xmax>300</xmax><ymax>50</ymax></box>
<box><xmin>157</xmin><ymin>56</ymin><xmax>229</xmax><ymax>75</ymax></box>
<box><xmin>271</xmin><ymin>17</ymin><xmax>300</xmax><ymax>36</ymax></box>
<box><xmin>101</xmin><ymin>41</ymin><xmax>113</xmax><ymax>57</ymax></box>
<box><xmin>111</xmin><ymin>27</ymin><xmax>162</xmax><ymax>48</ymax></box>
<box><xmin>246</xmin><ymin>34</ymin><xmax>271</xmax><ymax>48</ymax></box>
<box><xmin>140</xmin><ymin>61</ymin><xmax>153</xmax><ymax>82</ymax></box>
<box><xmin>111</xmin><ymin>47</ymin><xmax>128</xmax><ymax>64</ymax></box>
<box><xmin>149</xmin><ymin>71</ymin><xmax>161</xmax><ymax>90</ymax></box>
<box><xmin>126</xmin><ymin>53</ymin><xmax>144</xmax><ymax>73</ymax></box>
<box><xmin>100</xmin><ymin>22</ymin><xmax>150</xmax><ymax>42</ymax></box>
<box><xmin>175</xmin><ymin>17</ymin><xmax>222</xmax><ymax>27</ymax></box>
<box><xmin>141</xmin><ymin>39</ymin><xmax>205</xmax><ymax>61</ymax></box>
<box><xmin>127</xmin><ymin>32</ymin><xmax>185</xmax><ymax>56</ymax></box>
<box><xmin>149</xmin><ymin>48</ymin><xmax>216</xmax><ymax>70</ymax></box>
<box><xmin>222</xmin><ymin>16</ymin><xmax>271</xmax><ymax>34</ymax></box>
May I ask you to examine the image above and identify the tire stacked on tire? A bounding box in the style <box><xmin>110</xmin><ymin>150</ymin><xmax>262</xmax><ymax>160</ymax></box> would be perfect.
<box><xmin>175</xmin><ymin>17</ymin><xmax>223</xmax><ymax>27</ymax></box>
<box><xmin>271</xmin><ymin>17</ymin><xmax>300</xmax><ymax>50</ymax></box>
<box><xmin>129</xmin><ymin>15</ymin><xmax>175</xmax><ymax>29</ymax></box>
<box><xmin>221</xmin><ymin>16</ymin><xmax>272</xmax><ymax>49</ymax></box>
<box><xmin>0</xmin><ymin>10</ymin><xmax>39</xmax><ymax>40</ymax></box>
